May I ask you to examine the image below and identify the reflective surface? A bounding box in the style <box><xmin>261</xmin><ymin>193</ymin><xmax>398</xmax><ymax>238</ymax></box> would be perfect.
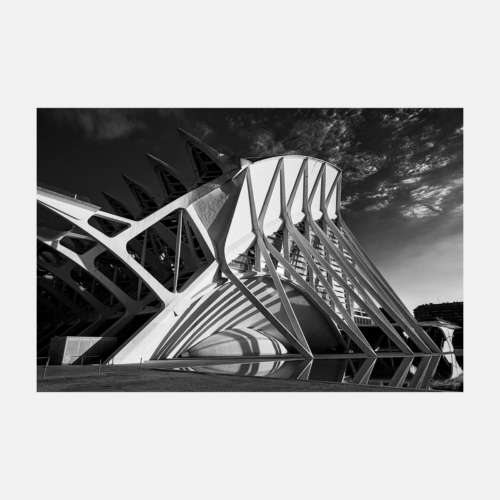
<box><xmin>174</xmin><ymin>353</ymin><xmax>463</xmax><ymax>390</ymax></box>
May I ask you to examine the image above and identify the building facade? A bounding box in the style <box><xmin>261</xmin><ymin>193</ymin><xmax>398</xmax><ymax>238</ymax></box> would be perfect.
<box><xmin>414</xmin><ymin>302</ymin><xmax>463</xmax><ymax>327</ymax></box>
<box><xmin>37</xmin><ymin>129</ymin><xmax>443</xmax><ymax>364</ymax></box>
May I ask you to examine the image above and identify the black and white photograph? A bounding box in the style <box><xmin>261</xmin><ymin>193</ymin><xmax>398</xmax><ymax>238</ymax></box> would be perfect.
<box><xmin>3</xmin><ymin>2</ymin><xmax>498</xmax><ymax>499</ymax></box>
<box><xmin>36</xmin><ymin>108</ymin><xmax>463</xmax><ymax>392</ymax></box>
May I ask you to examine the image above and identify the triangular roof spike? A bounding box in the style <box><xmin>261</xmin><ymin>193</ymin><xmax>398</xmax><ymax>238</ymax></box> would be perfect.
<box><xmin>101</xmin><ymin>191</ymin><xmax>140</xmax><ymax>220</ymax></box>
<box><xmin>121</xmin><ymin>174</ymin><xmax>162</xmax><ymax>200</ymax></box>
<box><xmin>146</xmin><ymin>153</ymin><xmax>185</xmax><ymax>180</ymax></box>
<box><xmin>146</xmin><ymin>153</ymin><xmax>191</xmax><ymax>197</ymax></box>
<box><xmin>120</xmin><ymin>174</ymin><xmax>164</xmax><ymax>209</ymax></box>
<box><xmin>177</xmin><ymin>127</ymin><xmax>221</xmax><ymax>159</ymax></box>
<box><xmin>177</xmin><ymin>127</ymin><xmax>248</xmax><ymax>169</ymax></box>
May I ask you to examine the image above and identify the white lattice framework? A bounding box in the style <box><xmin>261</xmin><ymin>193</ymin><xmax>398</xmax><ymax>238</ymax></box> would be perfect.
<box><xmin>37</xmin><ymin>128</ymin><xmax>442</xmax><ymax>363</ymax></box>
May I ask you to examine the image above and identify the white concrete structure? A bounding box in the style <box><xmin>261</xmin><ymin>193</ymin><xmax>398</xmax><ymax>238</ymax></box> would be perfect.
<box><xmin>37</xmin><ymin>129</ymin><xmax>442</xmax><ymax>364</ymax></box>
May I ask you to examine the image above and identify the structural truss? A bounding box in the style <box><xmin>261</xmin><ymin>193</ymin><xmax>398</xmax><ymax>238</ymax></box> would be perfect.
<box><xmin>37</xmin><ymin>129</ymin><xmax>444</xmax><ymax>364</ymax></box>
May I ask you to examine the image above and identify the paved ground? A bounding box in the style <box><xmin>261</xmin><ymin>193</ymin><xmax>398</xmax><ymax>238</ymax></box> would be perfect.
<box><xmin>37</xmin><ymin>360</ymin><xmax>431</xmax><ymax>392</ymax></box>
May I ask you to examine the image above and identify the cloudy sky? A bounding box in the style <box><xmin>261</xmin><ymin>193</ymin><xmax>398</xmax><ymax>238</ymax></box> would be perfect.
<box><xmin>37</xmin><ymin>108</ymin><xmax>463</xmax><ymax>311</ymax></box>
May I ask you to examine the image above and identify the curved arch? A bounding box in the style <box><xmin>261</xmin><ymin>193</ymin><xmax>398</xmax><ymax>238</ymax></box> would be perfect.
<box><xmin>184</xmin><ymin>328</ymin><xmax>287</xmax><ymax>357</ymax></box>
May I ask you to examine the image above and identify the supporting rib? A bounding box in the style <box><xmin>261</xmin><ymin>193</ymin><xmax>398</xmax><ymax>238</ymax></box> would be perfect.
<box><xmin>173</xmin><ymin>211</ymin><xmax>183</xmax><ymax>293</ymax></box>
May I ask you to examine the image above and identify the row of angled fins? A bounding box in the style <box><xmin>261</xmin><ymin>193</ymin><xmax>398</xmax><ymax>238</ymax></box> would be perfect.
<box><xmin>101</xmin><ymin>129</ymin><xmax>246</xmax><ymax>221</ymax></box>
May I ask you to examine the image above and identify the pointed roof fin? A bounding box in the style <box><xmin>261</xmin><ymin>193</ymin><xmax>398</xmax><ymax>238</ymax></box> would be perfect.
<box><xmin>146</xmin><ymin>153</ymin><xmax>185</xmax><ymax>180</ymax></box>
<box><xmin>101</xmin><ymin>191</ymin><xmax>140</xmax><ymax>220</ymax></box>
<box><xmin>177</xmin><ymin>127</ymin><xmax>249</xmax><ymax>169</ymax></box>
<box><xmin>121</xmin><ymin>174</ymin><xmax>163</xmax><ymax>210</ymax></box>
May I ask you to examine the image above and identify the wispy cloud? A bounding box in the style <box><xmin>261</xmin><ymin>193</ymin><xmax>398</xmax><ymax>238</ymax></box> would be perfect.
<box><xmin>362</xmin><ymin>174</ymin><xmax>461</xmax><ymax>218</ymax></box>
<box><xmin>49</xmin><ymin>109</ymin><xmax>147</xmax><ymax>140</ymax></box>
<box><xmin>401</xmin><ymin>184</ymin><xmax>457</xmax><ymax>218</ymax></box>
<box><xmin>363</xmin><ymin>181</ymin><xmax>400</xmax><ymax>211</ymax></box>
<box><xmin>342</xmin><ymin>153</ymin><xmax>385</xmax><ymax>182</ymax></box>
<box><xmin>388</xmin><ymin>111</ymin><xmax>462</xmax><ymax>179</ymax></box>
<box><xmin>366</xmin><ymin>199</ymin><xmax>390</xmax><ymax>211</ymax></box>
<box><xmin>399</xmin><ymin>177</ymin><xmax>421</xmax><ymax>184</ymax></box>
<box><xmin>401</xmin><ymin>204</ymin><xmax>441</xmax><ymax>218</ymax></box>
<box><xmin>341</xmin><ymin>193</ymin><xmax>360</xmax><ymax>209</ymax></box>
<box><xmin>395</xmin><ymin>155</ymin><xmax>456</xmax><ymax>176</ymax></box>
<box><xmin>409</xmin><ymin>185</ymin><xmax>453</xmax><ymax>212</ymax></box>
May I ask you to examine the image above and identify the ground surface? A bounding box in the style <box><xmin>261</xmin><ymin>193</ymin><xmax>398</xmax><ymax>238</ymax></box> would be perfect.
<box><xmin>37</xmin><ymin>359</ymin><xmax>431</xmax><ymax>392</ymax></box>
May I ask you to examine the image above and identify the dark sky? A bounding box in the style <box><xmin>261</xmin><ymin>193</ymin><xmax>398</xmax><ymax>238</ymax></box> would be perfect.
<box><xmin>37</xmin><ymin>108</ymin><xmax>463</xmax><ymax>311</ymax></box>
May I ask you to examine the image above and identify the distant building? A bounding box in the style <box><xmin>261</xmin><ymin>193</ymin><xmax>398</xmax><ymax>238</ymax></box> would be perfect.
<box><xmin>413</xmin><ymin>302</ymin><xmax>463</xmax><ymax>327</ymax></box>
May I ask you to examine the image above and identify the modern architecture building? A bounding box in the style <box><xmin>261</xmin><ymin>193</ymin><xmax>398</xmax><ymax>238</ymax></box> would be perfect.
<box><xmin>414</xmin><ymin>302</ymin><xmax>463</xmax><ymax>327</ymax></box>
<box><xmin>37</xmin><ymin>129</ymin><xmax>446</xmax><ymax>364</ymax></box>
